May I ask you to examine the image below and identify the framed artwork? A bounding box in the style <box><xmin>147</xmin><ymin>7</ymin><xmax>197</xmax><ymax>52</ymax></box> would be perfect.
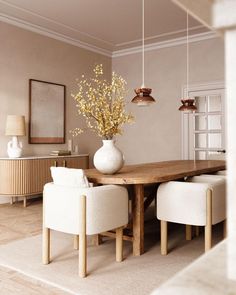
<box><xmin>29</xmin><ymin>79</ymin><xmax>66</xmax><ymax>144</ymax></box>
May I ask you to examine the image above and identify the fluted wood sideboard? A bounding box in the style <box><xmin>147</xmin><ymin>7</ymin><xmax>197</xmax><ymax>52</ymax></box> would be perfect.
<box><xmin>0</xmin><ymin>154</ymin><xmax>89</xmax><ymax>207</ymax></box>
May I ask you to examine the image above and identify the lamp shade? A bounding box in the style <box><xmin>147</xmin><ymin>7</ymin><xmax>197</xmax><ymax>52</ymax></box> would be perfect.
<box><xmin>131</xmin><ymin>88</ymin><xmax>156</xmax><ymax>106</ymax></box>
<box><xmin>178</xmin><ymin>98</ymin><xmax>197</xmax><ymax>112</ymax></box>
<box><xmin>5</xmin><ymin>115</ymin><xmax>26</xmax><ymax>136</ymax></box>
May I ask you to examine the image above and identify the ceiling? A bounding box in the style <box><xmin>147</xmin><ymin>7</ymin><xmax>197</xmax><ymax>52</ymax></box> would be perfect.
<box><xmin>0</xmin><ymin>0</ymin><xmax>209</xmax><ymax>55</ymax></box>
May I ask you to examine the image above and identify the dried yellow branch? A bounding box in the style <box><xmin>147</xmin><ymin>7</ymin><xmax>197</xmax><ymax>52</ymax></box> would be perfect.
<box><xmin>71</xmin><ymin>64</ymin><xmax>134</xmax><ymax>139</ymax></box>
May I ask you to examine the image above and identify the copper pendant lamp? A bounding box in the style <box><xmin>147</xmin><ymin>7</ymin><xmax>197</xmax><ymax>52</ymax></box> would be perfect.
<box><xmin>178</xmin><ymin>10</ymin><xmax>197</xmax><ymax>113</ymax></box>
<box><xmin>131</xmin><ymin>0</ymin><xmax>155</xmax><ymax>106</ymax></box>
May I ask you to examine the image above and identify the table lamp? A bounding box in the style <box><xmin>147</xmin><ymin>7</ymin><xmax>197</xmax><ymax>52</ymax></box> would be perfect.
<box><xmin>5</xmin><ymin>115</ymin><xmax>26</xmax><ymax>158</ymax></box>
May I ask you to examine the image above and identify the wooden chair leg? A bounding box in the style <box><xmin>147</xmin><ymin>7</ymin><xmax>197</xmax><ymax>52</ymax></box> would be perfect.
<box><xmin>205</xmin><ymin>189</ymin><xmax>212</xmax><ymax>252</ymax></box>
<box><xmin>92</xmin><ymin>234</ymin><xmax>102</xmax><ymax>246</ymax></box>
<box><xmin>185</xmin><ymin>225</ymin><xmax>192</xmax><ymax>240</ymax></box>
<box><xmin>79</xmin><ymin>195</ymin><xmax>87</xmax><ymax>278</ymax></box>
<box><xmin>23</xmin><ymin>196</ymin><xmax>27</xmax><ymax>208</ymax></box>
<box><xmin>161</xmin><ymin>220</ymin><xmax>168</xmax><ymax>255</ymax></box>
<box><xmin>74</xmin><ymin>235</ymin><xmax>79</xmax><ymax>250</ymax></box>
<box><xmin>223</xmin><ymin>219</ymin><xmax>227</xmax><ymax>239</ymax></box>
<box><xmin>42</xmin><ymin>227</ymin><xmax>50</xmax><ymax>264</ymax></box>
<box><xmin>195</xmin><ymin>226</ymin><xmax>200</xmax><ymax>237</ymax></box>
<box><xmin>116</xmin><ymin>227</ymin><xmax>123</xmax><ymax>262</ymax></box>
<box><xmin>128</xmin><ymin>199</ymin><xmax>132</xmax><ymax>215</ymax></box>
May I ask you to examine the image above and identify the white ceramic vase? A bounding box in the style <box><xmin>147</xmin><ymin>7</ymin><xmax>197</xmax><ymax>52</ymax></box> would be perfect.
<box><xmin>93</xmin><ymin>140</ymin><xmax>124</xmax><ymax>174</ymax></box>
<box><xmin>7</xmin><ymin>136</ymin><xmax>23</xmax><ymax>158</ymax></box>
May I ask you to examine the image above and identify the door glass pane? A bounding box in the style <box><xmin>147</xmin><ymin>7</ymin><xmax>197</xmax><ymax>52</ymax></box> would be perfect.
<box><xmin>208</xmin><ymin>151</ymin><xmax>226</xmax><ymax>160</ymax></box>
<box><xmin>208</xmin><ymin>95</ymin><xmax>221</xmax><ymax>112</ymax></box>
<box><xmin>195</xmin><ymin>96</ymin><xmax>206</xmax><ymax>113</ymax></box>
<box><xmin>208</xmin><ymin>133</ymin><xmax>222</xmax><ymax>148</ymax></box>
<box><xmin>208</xmin><ymin>115</ymin><xmax>221</xmax><ymax>130</ymax></box>
<box><xmin>195</xmin><ymin>133</ymin><xmax>207</xmax><ymax>148</ymax></box>
<box><xmin>195</xmin><ymin>115</ymin><xmax>206</xmax><ymax>131</ymax></box>
<box><xmin>195</xmin><ymin>151</ymin><xmax>206</xmax><ymax>160</ymax></box>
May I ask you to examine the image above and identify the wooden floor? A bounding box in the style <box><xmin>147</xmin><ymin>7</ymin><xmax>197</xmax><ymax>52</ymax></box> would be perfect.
<box><xmin>0</xmin><ymin>198</ymin><xmax>69</xmax><ymax>295</ymax></box>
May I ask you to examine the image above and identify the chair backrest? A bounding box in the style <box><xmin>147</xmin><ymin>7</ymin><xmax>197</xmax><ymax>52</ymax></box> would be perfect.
<box><xmin>157</xmin><ymin>180</ymin><xmax>226</xmax><ymax>225</ymax></box>
<box><xmin>50</xmin><ymin>167</ymin><xmax>90</xmax><ymax>187</ymax></box>
<box><xmin>187</xmin><ymin>175</ymin><xmax>226</xmax><ymax>184</ymax></box>
<box><xmin>43</xmin><ymin>183</ymin><xmax>128</xmax><ymax>235</ymax></box>
<box><xmin>187</xmin><ymin>176</ymin><xmax>226</xmax><ymax>224</ymax></box>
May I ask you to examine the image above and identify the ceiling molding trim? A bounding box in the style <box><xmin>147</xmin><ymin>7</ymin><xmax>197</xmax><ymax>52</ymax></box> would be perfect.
<box><xmin>0</xmin><ymin>13</ymin><xmax>112</xmax><ymax>57</ymax></box>
<box><xmin>116</xmin><ymin>25</ymin><xmax>205</xmax><ymax>47</ymax></box>
<box><xmin>0</xmin><ymin>0</ymin><xmax>114</xmax><ymax>47</ymax></box>
<box><xmin>112</xmin><ymin>31</ymin><xmax>219</xmax><ymax>58</ymax></box>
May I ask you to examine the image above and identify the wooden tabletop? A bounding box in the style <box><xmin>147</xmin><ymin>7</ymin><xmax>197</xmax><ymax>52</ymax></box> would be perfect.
<box><xmin>85</xmin><ymin>160</ymin><xmax>226</xmax><ymax>185</ymax></box>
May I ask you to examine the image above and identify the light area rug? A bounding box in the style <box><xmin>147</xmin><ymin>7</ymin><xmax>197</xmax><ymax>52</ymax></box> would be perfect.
<box><xmin>0</xmin><ymin>225</ymin><xmax>222</xmax><ymax>295</ymax></box>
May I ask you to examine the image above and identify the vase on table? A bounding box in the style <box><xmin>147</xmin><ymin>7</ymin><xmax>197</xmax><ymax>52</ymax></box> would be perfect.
<box><xmin>93</xmin><ymin>140</ymin><xmax>124</xmax><ymax>174</ymax></box>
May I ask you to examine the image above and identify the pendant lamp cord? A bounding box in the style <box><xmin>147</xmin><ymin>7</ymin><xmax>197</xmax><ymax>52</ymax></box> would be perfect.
<box><xmin>186</xmin><ymin>10</ymin><xmax>189</xmax><ymax>96</ymax></box>
<box><xmin>142</xmin><ymin>0</ymin><xmax>145</xmax><ymax>88</ymax></box>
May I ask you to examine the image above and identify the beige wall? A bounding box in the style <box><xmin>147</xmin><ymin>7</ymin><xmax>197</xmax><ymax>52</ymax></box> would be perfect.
<box><xmin>0</xmin><ymin>21</ymin><xmax>111</xmax><ymax>160</ymax></box>
<box><xmin>112</xmin><ymin>37</ymin><xmax>225</xmax><ymax>164</ymax></box>
<box><xmin>0</xmin><ymin>21</ymin><xmax>225</xmax><ymax>167</ymax></box>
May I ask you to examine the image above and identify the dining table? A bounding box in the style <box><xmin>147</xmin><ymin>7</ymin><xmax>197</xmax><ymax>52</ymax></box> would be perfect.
<box><xmin>85</xmin><ymin>160</ymin><xmax>226</xmax><ymax>256</ymax></box>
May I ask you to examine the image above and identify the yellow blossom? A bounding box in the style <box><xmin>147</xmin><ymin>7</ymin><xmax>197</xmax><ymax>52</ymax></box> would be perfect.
<box><xmin>71</xmin><ymin>65</ymin><xmax>134</xmax><ymax>139</ymax></box>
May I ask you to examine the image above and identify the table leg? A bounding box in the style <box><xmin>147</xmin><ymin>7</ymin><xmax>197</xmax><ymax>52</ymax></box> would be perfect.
<box><xmin>132</xmin><ymin>184</ymin><xmax>144</xmax><ymax>256</ymax></box>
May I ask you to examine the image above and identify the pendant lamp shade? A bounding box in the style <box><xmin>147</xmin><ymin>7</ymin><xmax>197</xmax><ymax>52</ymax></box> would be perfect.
<box><xmin>178</xmin><ymin>98</ymin><xmax>197</xmax><ymax>112</ymax></box>
<box><xmin>131</xmin><ymin>88</ymin><xmax>155</xmax><ymax>106</ymax></box>
<box><xmin>178</xmin><ymin>10</ymin><xmax>197</xmax><ymax>113</ymax></box>
<box><xmin>132</xmin><ymin>0</ymin><xmax>156</xmax><ymax>106</ymax></box>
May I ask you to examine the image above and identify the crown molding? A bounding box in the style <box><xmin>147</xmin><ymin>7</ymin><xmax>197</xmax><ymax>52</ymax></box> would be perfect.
<box><xmin>0</xmin><ymin>0</ymin><xmax>114</xmax><ymax>47</ymax></box>
<box><xmin>0</xmin><ymin>13</ymin><xmax>112</xmax><ymax>57</ymax></box>
<box><xmin>112</xmin><ymin>31</ymin><xmax>220</xmax><ymax>58</ymax></box>
<box><xmin>115</xmin><ymin>25</ymin><xmax>205</xmax><ymax>47</ymax></box>
<box><xmin>0</xmin><ymin>13</ymin><xmax>220</xmax><ymax>59</ymax></box>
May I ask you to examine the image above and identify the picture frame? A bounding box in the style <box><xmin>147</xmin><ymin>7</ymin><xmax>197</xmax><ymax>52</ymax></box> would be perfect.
<box><xmin>29</xmin><ymin>79</ymin><xmax>66</xmax><ymax>144</ymax></box>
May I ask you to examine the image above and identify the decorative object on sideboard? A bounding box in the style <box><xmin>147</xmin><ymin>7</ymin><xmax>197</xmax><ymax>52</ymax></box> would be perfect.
<box><xmin>74</xmin><ymin>145</ymin><xmax>79</xmax><ymax>154</ymax></box>
<box><xmin>5</xmin><ymin>115</ymin><xmax>26</xmax><ymax>158</ymax></box>
<box><xmin>29</xmin><ymin>79</ymin><xmax>66</xmax><ymax>144</ymax></box>
<box><xmin>50</xmin><ymin>150</ymin><xmax>71</xmax><ymax>156</ymax></box>
<box><xmin>131</xmin><ymin>0</ymin><xmax>156</xmax><ymax>106</ymax></box>
<box><xmin>68</xmin><ymin>139</ymin><xmax>73</xmax><ymax>152</ymax></box>
<box><xmin>178</xmin><ymin>10</ymin><xmax>197</xmax><ymax>113</ymax></box>
<box><xmin>71</xmin><ymin>64</ymin><xmax>134</xmax><ymax>174</ymax></box>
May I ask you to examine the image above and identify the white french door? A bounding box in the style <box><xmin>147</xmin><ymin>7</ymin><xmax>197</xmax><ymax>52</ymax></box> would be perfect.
<box><xmin>182</xmin><ymin>84</ymin><xmax>226</xmax><ymax>160</ymax></box>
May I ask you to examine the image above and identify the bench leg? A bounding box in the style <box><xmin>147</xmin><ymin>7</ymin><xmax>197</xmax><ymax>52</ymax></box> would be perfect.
<box><xmin>116</xmin><ymin>227</ymin><xmax>123</xmax><ymax>262</ymax></box>
<box><xmin>161</xmin><ymin>220</ymin><xmax>168</xmax><ymax>255</ymax></box>
<box><xmin>186</xmin><ymin>225</ymin><xmax>192</xmax><ymax>240</ymax></box>
<box><xmin>79</xmin><ymin>195</ymin><xmax>87</xmax><ymax>278</ymax></box>
<box><xmin>205</xmin><ymin>189</ymin><xmax>212</xmax><ymax>252</ymax></box>
<box><xmin>74</xmin><ymin>235</ymin><xmax>79</xmax><ymax>250</ymax></box>
<box><xmin>195</xmin><ymin>226</ymin><xmax>200</xmax><ymax>237</ymax></box>
<box><xmin>223</xmin><ymin>220</ymin><xmax>227</xmax><ymax>239</ymax></box>
<box><xmin>42</xmin><ymin>227</ymin><xmax>50</xmax><ymax>264</ymax></box>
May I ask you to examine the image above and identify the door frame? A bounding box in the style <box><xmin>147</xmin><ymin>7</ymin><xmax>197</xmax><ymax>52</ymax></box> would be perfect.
<box><xmin>181</xmin><ymin>81</ymin><xmax>225</xmax><ymax>160</ymax></box>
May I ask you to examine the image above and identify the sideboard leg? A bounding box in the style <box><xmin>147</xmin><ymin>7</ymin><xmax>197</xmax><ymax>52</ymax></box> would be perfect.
<box><xmin>10</xmin><ymin>197</ymin><xmax>14</xmax><ymax>205</ymax></box>
<box><xmin>23</xmin><ymin>196</ymin><xmax>27</xmax><ymax>208</ymax></box>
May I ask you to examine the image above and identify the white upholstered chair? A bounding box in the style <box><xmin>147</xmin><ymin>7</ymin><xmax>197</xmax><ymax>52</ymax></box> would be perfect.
<box><xmin>156</xmin><ymin>176</ymin><xmax>226</xmax><ymax>255</ymax></box>
<box><xmin>215</xmin><ymin>170</ymin><xmax>227</xmax><ymax>176</ymax></box>
<box><xmin>201</xmin><ymin>170</ymin><xmax>227</xmax><ymax>178</ymax></box>
<box><xmin>42</xmin><ymin>168</ymin><xmax>128</xmax><ymax>278</ymax></box>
